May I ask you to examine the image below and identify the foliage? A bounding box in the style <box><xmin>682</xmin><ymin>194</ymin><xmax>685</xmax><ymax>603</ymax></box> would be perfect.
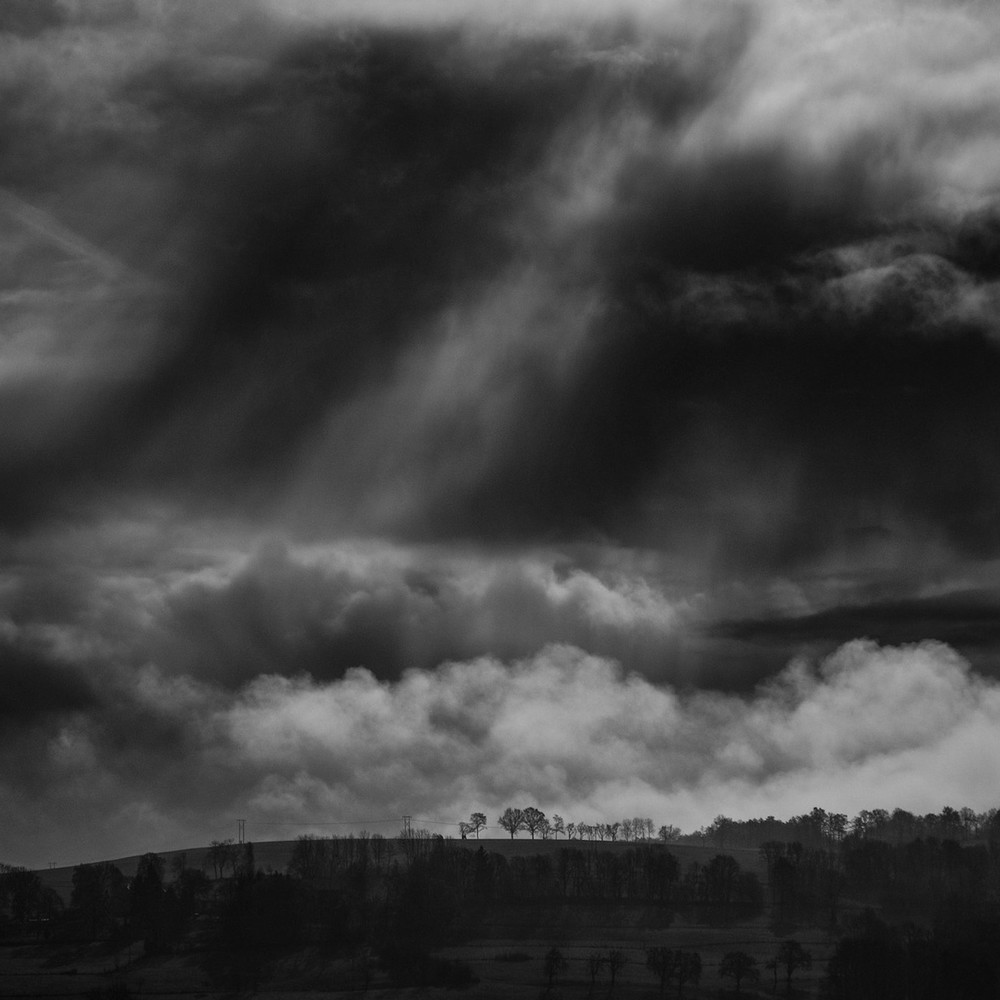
<box><xmin>130</xmin><ymin>853</ymin><xmax>166</xmax><ymax>945</ymax></box>
<box><xmin>677</xmin><ymin>853</ymin><xmax>764</xmax><ymax>925</ymax></box>
<box><xmin>207</xmin><ymin>840</ymin><xmax>241</xmax><ymax>879</ymax></box>
<box><xmin>216</xmin><ymin>871</ymin><xmax>307</xmax><ymax>950</ymax></box>
<box><xmin>70</xmin><ymin>862</ymin><xmax>128</xmax><ymax>940</ymax></box>
<box><xmin>646</xmin><ymin>946</ymin><xmax>678</xmax><ymax>996</ymax></box>
<box><xmin>543</xmin><ymin>946</ymin><xmax>567</xmax><ymax>987</ymax></box>
<box><xmin>27</xmin><ymin>802</ymin><xmax>1000</xmax><ymax>994</ymax></box>
<box><xmin>0</xmin><ymin>865</ymin><xmax>62</xmax><ymax>940</ymax></box>
<box><xmin>824</xmin><ymin>906</ymin><xmax>1000</xmax><ymax>1000</ymax></box>
<box><xmin>645</xmin><ymin>946</ymin><xmax>700</xmax><ymax>997</ymax></box>
<box><xmin>586</xmin><ymin>950</ymin><xmax>604</xmax><ymax>989</ymax></box>
<box><xmin>720</xmin><ymin>950</ymin><xmax>759</xmax><ymax>993</ymax></box>
<box><xmin>522</xmin><ymin>806</ymin><xmax>547</xmax><ymax>839</ymax></box>
<box><xmin>498</xmin><ymin>806</ymin><xmax>526</xmax><ymax>838</ymax></box>
<box><xmin>775</xmin><ymin>939</ymin><xmax>812</xmax><ymax>994</ymax></box>
<box><xmin>677</xmin><ymin>950</ymin><xmax>702</xmax><ymax>995</ymax></box>
<box><xmin>460</xmin><ymin>811</ymin><xmax>488</xmax><ymax>838</ymax></box>
<box><xmin>607</xmin><ymin>947</ymin><xmax>627</xmax><ymax>988</ymax></box>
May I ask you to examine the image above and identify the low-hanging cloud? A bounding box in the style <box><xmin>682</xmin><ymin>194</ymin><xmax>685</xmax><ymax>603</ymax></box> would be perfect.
<box><xmin>5</xmin><ymin>637</ymin><xmax>1000</xmax><ymax>866</ymax></box>
<box><xmin>225</xmin><ymin>638</ymin><xmax>1000</xmax><ymax>826</ymax></box>
<box><xmin>178</xmin><ymin>637</ymin><xmax>1000</xmax><ymax>838</ymax></box>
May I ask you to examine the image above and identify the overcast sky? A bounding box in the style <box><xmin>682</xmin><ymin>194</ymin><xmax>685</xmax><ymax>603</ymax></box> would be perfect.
<box><xmin>3</xmin><ymin>0</ymin><xmax>1000</xmax><ymax>868</ymax></box>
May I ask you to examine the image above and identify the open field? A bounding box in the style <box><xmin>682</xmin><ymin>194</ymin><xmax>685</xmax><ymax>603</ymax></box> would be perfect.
<box><xmin>0</xmin><ymin>925</ymin><xmax>834</xmax><ymax>1000</ymax></box>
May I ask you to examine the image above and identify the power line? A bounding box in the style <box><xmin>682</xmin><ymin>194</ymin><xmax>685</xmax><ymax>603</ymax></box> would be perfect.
<box><xmin>246</xmin><ymin>818</ymin><xmax>404</xmax><ymax>827</ymax></box>
<box><xmin>241</xmin><ymin>817</ymin><xmax>465</xmax><ymax>828</ymax></box>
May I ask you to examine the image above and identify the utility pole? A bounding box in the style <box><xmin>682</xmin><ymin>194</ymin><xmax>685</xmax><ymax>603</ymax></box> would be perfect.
<box><xmin>402</xmin><ymin>815</ymin><xmax>412</xmax><ymax>838</ymax></box>
<box><xmin>237</xmin><ymin>819</ymin><xmax>246</xmax><ymax>844</ymax></box>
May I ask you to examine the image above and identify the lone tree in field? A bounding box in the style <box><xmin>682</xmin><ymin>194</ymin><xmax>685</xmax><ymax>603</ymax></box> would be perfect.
<box><xmin>498</xmin><ymin>807</ymin><xmax>526</xmax><ymax>839</ymax></box>
<box><xmin>208</xmin><ymin>839</ymin><xmax>239</xmax><ymax>879</ymax></box>
<box><xmin>523</xmin><ymin>806</ymin><xmax>548</xmax><ymax>839</ymax></box>
<box><xmin>765</xmin><ymin>958</ymin><xmax>779</xmax><ymax>994</ymax></box>
<box><xmin>468</xmin><ymin>812</ymin><xmax>487</xmax><ymax>838</ymax></box>
<box><xmin>676</xmin><ymin>951</ymin><xmax>702</xmax><ymax>997</ymax></box>
<box><xmin>607</xmin><ymin>949</ymin><xmax>628</xmax><ymax>994</ymax></box>
<box><xmin>587</xmin><ymin>951</ymin><xmax>605</xmax><ymax>994</ymax></box>
<box><xmin>646</xmin><ymin>947</ymin><xmax>678</xmax><ymax>997</ymax></box>
<box><xmin>720</xmin><ymin>951</ymin><xmax>760</xmax><ymax>994</ymax></box>
<box><xmin>543</xmin><ymin>947</ymin><xmax>568</xmax><ymax>990</ymax></box>
<box><xmin>776</xmin><ymin>940</ymin><xmax>812</xmax><ymax>996</ymax></box>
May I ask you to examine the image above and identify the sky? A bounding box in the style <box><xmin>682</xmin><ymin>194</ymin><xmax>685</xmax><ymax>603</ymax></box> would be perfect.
<box><xmin>2</xmin><ymin>0</ymin><xmax>1000</xmax><ymax>868</ymax></box>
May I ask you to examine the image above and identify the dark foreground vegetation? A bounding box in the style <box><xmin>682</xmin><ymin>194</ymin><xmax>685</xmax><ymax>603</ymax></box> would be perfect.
<box><xmin>3</xmin><ymin>804</ymin><xmax>1000</xmax><ymax>997</ymax></box>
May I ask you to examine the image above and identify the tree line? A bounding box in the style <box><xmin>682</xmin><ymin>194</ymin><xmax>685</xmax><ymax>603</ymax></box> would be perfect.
<box><xmin>697</xmin><ymin>804</ymin><xmax>1000</xmax><ymax>851</ymax></box>
<box><xmin>6</xmin><ymin>818</ymin><xmax>1000</xmax><ymax>997</ymax></box>
<box><xmin>451</xmin><ymin>802</ymin><xmax>997</xmax><ymax>849</ymax></box>
<box><xmin>464</xmin><ymin>807</ymin><xmax>673</xmax><ymax>842</ymax></box>
<box><xmin>0</xmin><ymin>852</ymin><xmax>211</xmax><ymax>949</ymax></box>
<box><xmin>1</xmin><ymin>836</ymin><xmax>762</xmax><ymax>988</ymax></box>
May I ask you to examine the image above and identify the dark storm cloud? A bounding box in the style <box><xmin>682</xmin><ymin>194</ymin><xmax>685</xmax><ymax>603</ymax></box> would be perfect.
<box><xmin>3</xmin><ymin>0</ymin><xmax>999</xmax><ymax>561</ymax></box>
<box><xmin>0</xmin><ymin>0</ymin><xmax>66</xmax><ymax>37</ymax></box>
<box><xmin>0</xmin><ymin>4</ymin><xmax>763</xmax><ymax>542</ymax></box>
<box><xmin>4</xmin><ymin>0</ymin><xmax>1000</xmax><ymax>867</ymax></box>
<box><xmin>0</xmin><ymin>641</ymin><xmax>95</xmax><ymax>723</ymax></box>
<box><xmin>714</xmin><ymin>592</ymin><xmax>1000</xmax><ymax>649</ymax></box>
<box><xmin>149</xmin><ymin>541</ymin><xmax>686</xmax><ymax>686</ymax></box>
<box><xmin>91</xmin><ymin>24</ymin><xmax>684</xmax><ymax>493</ymax></box>
<box><xmin>264</xmin><ymin>8</ymin><xmax>1000</xmax><ymax>560</ymax></box>
<box><xmin>424</xmin><ymin>260</ymin><xmax>1000</xmax><ymax>562</ymax></box>
<box><xmin>706</xmin><ymin>590</ymin><xmax>1000</xmax><ymax>682</ymax></box>
<box><xmin>952</xmin><ymin>207</ymin><xmax>1000</xmax><ymax>280</ymax></box>
<box><xmin>1</xmin><ymin>10</ymin><xmax>711</xmax><ymax>519</ymax></box>
<box><xmin>608</xmin><ymin>138</ymin><xmax>903</xmax><ymax>275</ymax></box>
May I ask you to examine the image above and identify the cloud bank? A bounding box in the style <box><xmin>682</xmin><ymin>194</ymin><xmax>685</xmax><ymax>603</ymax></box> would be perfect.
<box><xmin>4</xmin><ymin>636</ymin><xmax>1000</xmax><ymax>866</ymax></box>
